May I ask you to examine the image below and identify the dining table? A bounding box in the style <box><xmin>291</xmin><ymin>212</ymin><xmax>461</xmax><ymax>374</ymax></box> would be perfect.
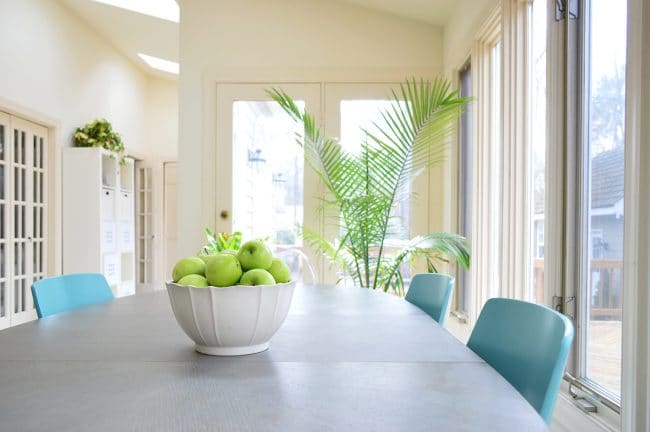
<box><xmin>0</xmin><ymin>284</ymin><xmax>548</xmax><ymax>431</ymax></box>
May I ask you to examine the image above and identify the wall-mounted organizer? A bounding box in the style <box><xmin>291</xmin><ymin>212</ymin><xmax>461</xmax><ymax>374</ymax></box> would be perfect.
<box><xmin>63</xmin><ymin>148</ymin><xmax>135</xmax><ymax>297</ymax></box>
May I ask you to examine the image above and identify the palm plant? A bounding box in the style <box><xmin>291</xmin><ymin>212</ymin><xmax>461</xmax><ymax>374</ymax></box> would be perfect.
<box><xmin>268</xmin><ymin>78</ymin><xmax>471</xmax><ymax>296</ymax></box>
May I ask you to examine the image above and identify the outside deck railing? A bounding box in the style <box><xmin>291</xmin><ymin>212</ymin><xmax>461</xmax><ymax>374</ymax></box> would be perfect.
<box><xmin>533</xmin><ymin>258</ymin><xmax>623</xmax><ymax>320</ymax></box>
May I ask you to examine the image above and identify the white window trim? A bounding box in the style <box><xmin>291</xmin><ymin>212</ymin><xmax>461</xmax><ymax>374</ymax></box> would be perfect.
<box><xmin>467</xmin><ymin>6</ymin><xmax>502</xmax><ymax>325</ymax></box>
<box><xmin>500</xmin><ymin>0</ymin><xmax>533</xmax><ymax>302</ymax></box>
<box><xmin>621</xmin><ymin>0</ymin><xmax>650</xmax><ymax>430</ymax></box>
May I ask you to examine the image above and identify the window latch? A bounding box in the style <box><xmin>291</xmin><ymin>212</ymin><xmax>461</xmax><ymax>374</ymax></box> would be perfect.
<box><xmin>553</xmin><ymin>295</ymin><xmax>575</xmax><ymax>320</ymax></box>
<box><xmin>555</xmin><ymin>0</ymin><xmax>579</xmax><ymax>21</ymax></box>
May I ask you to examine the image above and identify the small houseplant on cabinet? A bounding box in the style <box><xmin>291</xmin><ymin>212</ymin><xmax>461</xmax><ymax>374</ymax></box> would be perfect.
<box><xmin>73</xmin><ymin>118</ymin><xmax>126</xmax><ymax>165</ymax></box>
<box><xmin>268</xmin><ymin>78</ymin><xmax>471</xmax><ymax>296</ymax></box>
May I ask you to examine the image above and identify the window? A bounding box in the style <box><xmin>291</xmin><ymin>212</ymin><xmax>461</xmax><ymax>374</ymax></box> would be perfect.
<box><xmin>529</xmin><ymin>0</ymin><xmax>547</xmax><ymax>305</ymax></box>
<box><xmin>488</xmin><ymin>40</ymin><xmax>502</xmax><ymax>301</ymax></box>
<box><xmin>580</xmin><ymin>0</ymin><xmax>627</xmax><ymax>400</ymax></box>
<box><xmin>457</xmin><ymin>62</ymin><xmax>472</xmax><ymax>316</ymax></box>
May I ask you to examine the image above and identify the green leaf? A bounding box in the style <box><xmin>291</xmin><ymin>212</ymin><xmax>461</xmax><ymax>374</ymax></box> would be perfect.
<box><xmin>268</xmin><ymin>78</ymin><xmax>471</xmax><ymax>291</ymax></box>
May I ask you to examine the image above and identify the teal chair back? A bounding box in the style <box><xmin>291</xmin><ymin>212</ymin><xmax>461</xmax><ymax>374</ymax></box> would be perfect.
<box><xmin>467</xmin><ymin>298</ymin><xmax>574</xmax><ymax>423</ymax></box>
<box><xmin>405</xmin><ymin>273</ymin><xmax>454</xmax><ymax>326</ymax></box>
<box><xmin>31</xmin><ymin>273</ymin><xmax>114</xmax><ymax>318</ymax></box>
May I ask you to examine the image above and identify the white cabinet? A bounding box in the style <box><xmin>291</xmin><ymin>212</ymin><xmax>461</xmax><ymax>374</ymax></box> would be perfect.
<box><xmin>63</xmin><ymin>148</ymin><xmax>135</xmax><ymax>297</ymax></box>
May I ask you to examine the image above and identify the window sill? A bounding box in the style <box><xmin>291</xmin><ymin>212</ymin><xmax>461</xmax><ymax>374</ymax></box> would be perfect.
<box><xmin>552</xmin><ymin>382</ymin><xmax>621</xmax><ymax>432</ymax></box>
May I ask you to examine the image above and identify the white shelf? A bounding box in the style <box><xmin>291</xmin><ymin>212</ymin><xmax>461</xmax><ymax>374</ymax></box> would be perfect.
<box><xmin>63</xmin><ymin>147</ymin><xmax>136</xmax><ymax>297</ymax></box>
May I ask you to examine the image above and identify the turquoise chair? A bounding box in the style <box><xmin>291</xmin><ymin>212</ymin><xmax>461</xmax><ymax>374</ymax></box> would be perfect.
<box><xmin>467</xmin><ymin>298</ymin><xmax>574</xmax><ymax>423</ymax></box>
<box><xmin>405</xmin><ymin>273</ymin><xmax>454</xmax><ymax>326</ymax></box>
<box><xmin>31</xmin><ymin>273</ymin><xmax>114</xmax><ymax>318</ymax></box>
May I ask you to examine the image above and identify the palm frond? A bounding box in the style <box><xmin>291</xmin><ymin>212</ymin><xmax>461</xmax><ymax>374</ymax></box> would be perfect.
<box><xmin>268</xmin><ymin>79</ymin><xmax>471</xmax><ymax>290</ymax></box>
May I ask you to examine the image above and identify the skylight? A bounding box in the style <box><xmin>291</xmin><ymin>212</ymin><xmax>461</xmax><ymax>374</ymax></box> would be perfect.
<box><xmin>137</xmin><ymin>53</ymin><xmax>179</xmax><ymax>75</ymax></box>
<box><xmin>93</xmin><ymin>0</ymin><xmax>179</xmax><ymax>23</ymax></box>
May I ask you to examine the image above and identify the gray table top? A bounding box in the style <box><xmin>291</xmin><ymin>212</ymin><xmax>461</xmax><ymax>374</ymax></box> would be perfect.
<box><xmin>0</xmin><ymin>284</ymin><xmax>548</xmax><ymax>431</ymax></box>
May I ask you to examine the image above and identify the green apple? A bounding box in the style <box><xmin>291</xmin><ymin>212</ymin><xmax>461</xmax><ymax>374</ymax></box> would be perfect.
<box><xmin>237</xmin><ymin>240</ymin><xmax>273</xmax><ymax>271</ymax></box>
<box><xmin>177</xmin><ymin>274</ymin><xmax>208</xmax><ymax>287</ymax></box>
<box><xmin>267</xmin><ymin>258</ymin><xmax>291</xmax><ymax>283</ymax></box>
<box><xmin>221</xmin><ymin>249</ymin><xmax>238</xmax><ymax>257</ymax></box>
<box><xmin>172</xmin><ymin>256</ymin><xmax>206</xmax><ymax>282</ymax></box>
<box><xmin>205</xmin><ymin>253</ymin><xmax>243</xmax><ymax>287</ymax></box>
<box><xmin>198</xmin><ymin>253</ymin><xmax>216</xmax><ymax>265</ymax></box>
<box><xmin>240</xmin><ymin>269</ymin><xmax>276</xmax><ymax>286</ymax></box>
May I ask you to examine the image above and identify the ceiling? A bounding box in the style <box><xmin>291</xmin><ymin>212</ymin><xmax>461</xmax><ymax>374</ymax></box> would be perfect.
<box><xmin>61</xmin><ymin>0</ymin><xmax>455</xmax><ymax>79</ymax></box>
<box><xmin>61</xmin><ymin>0</ymin><xmax>179</xmax><ymax>80</ymax></box>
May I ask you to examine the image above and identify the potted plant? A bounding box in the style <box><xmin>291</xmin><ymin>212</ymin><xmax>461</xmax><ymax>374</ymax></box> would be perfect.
<box><xmin>73</xmin><ymin>118</ymin><xmax>126</xmax><ymax>164</ymax></box>
<box><xmin>268</xmin><ymin>78</ymin><xmax>471</xmax><ymax>296</ymax></box>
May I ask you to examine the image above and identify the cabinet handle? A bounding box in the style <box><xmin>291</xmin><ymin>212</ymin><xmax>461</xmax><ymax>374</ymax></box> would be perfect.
<box><xmin>220</xmin><ymin>210</ymin><xmax>229</xmax><ymax>220</ymax></box>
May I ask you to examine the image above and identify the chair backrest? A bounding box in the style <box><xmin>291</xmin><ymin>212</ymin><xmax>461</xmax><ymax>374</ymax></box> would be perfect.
<box><xmin>467</xmin><ymin>298</ymin><xmax>574</xmax><ymax>422</ymax></box>
<box><xmin>405</xmin><ymin>273</ymin><xmax>454</xmax><ymax>326</ymax></box>
<box><xmin>31</xmin><ymin>273</ymin><xmax>114</xmax><ymax>318</ymax></box>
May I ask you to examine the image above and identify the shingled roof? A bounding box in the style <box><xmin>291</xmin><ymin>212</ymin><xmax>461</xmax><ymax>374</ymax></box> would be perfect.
<box><xmin>534</xmin><ymin>145</ymin><xmax>624</xmax><ymax>213</ymax></box>
<box><xmin>591</xmin><ymin>145</ymin><xmax>625</xmax><ymax>208</ymax></box>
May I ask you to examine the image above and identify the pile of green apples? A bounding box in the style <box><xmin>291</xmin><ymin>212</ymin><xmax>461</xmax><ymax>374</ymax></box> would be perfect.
<box><xmin>171</xmin><ymin>240</ymin><xmax>291</xmax><ymax>287</ymax></box>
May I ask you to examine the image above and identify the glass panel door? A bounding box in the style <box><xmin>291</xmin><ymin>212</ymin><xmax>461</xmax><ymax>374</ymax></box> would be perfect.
<box><xmin>324</xmin><ymin>83</ymin><xmax>433</xmax><ymax>285</ymax></box>
<box><xmin>216</xmin><ymin>84</ymin><xmax>321</xmax><ymax>283</ymax></box>
<box><xmin>0</xmin><ymin>112</ymin><xmax>9</xmax><ymax>330</ymax></box>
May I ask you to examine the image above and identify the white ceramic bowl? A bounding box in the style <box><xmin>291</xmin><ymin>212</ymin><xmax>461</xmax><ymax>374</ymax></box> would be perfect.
<box><xmin>166</xmin><ymin>281</ymin><xmax>296</xmax><ymax>356</ymax></box>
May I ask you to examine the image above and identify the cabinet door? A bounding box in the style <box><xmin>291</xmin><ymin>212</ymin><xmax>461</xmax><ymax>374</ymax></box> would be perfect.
<box><xmin>118</xmin><ymin>192</ymin><xmax>133</xmax><ymax>221</ymax></box>
<box><xmin>102</xmin><ymin>188</ymin><xmax>115</xmax><ymax>221</ymax></box>
<box><xmin>103</xmin><ymin>253</ymin><xmax>119</xmax><ymax>286</ymax></box>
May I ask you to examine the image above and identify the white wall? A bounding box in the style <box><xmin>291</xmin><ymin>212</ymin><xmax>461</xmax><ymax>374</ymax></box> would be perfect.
<box><xmin>442</xmin><ymin>0</ymin><xmax>501</xmax><ymax>74</ymax></box>
<box><xmin>0</xmin><ymin>0</ymin><xmax>150</xmax><ymax>155</ymax></box>
<box><xmin>177</xmin><ymin>0</ymin><xmax>445</xmax><ymax>257</ymax></box>
<box><xmin>0</xmin><ymin>0</ymin><xmax>179</xmax><ymax>283</ymax></box>
<box><xmin>146</xmin><ymin>78</ymin><xmax>178</xmax><ymax>160</ymax></box>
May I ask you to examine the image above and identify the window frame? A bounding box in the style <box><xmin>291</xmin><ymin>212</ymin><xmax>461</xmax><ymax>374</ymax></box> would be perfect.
<box><xmin>455</xmin><ymin>60</ymin><xmax>473</xmax><ymax>318</ymax></box>
<box><xmin>547</xmin><ymin>0</ymin><xmax>625</xmax><ymax>415</ymax></box>
<box><xmin>466</xmin><ymin>8</ymin><xmax>502</xmax><ymax>325</ymax></box>
<box><xmin>575</xmin><ymin>0</ymin><xmax>626</xmax><ymax>407</ymax></box>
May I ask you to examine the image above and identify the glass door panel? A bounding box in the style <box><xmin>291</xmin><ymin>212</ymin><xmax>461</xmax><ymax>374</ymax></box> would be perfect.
<box><xmin>339</xmin><ymin>100</ymin><xmax>411</xmax><ymax>242</ymax></box>
<box><xmin>231</xmin><ymin>100</ymin><xmax>304</xmax><ymax>246</ymax></box>
<box><xmin>216</xmin><ymin>84</ymin><xmax>321</xmax><ymax>283</ymax></box>
<box><xmin>324</xmin><ymin>83</ymin><xmax>429</xmax><ymax>284</ymax></box>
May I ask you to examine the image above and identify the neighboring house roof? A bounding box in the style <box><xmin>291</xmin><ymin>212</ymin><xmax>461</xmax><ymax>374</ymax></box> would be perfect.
<box><xmin>591</xmin><ymin>145</ymin><xmax>625</xmax><ymax>209</ymax></box>
<box><xmin>534</xmin><ymin>145</ymin><xmax>624</xmax><ymax>213</ymax></box>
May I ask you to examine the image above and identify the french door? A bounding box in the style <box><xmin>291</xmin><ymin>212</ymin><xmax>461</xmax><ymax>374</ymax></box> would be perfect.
<box><xmin>0</xmin><ymin>112</ymin><xmax>47</xmax><ymax>329</ymax></box>
<box><xmin>215</xmin><ymin>83</ymin><xmax>430</xmax><ymax>284</ymax></box>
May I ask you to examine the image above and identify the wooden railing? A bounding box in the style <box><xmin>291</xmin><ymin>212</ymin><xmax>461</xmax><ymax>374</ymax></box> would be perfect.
<box><xmin>533</xmin><ymin>258</ymin><xmax>623</xmax><ymax>320</ymax></box>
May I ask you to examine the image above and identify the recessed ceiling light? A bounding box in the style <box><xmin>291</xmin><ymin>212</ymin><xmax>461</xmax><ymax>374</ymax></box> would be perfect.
<box><xmin>137</xmin><ymin>53</ymin><xmax>179</xmax><ymax>75</ymax></box>
<box><xmin>93</xmin><ymin>0</ymin><xmax>179</xmax><ymax>23</ymax></box>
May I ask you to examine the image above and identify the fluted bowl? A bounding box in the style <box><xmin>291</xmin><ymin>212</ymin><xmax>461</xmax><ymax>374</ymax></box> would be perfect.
<box><xmin>166</xmin><ymin>281</ymin><xmax>296</xmax><ymax>356</ymax></box>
